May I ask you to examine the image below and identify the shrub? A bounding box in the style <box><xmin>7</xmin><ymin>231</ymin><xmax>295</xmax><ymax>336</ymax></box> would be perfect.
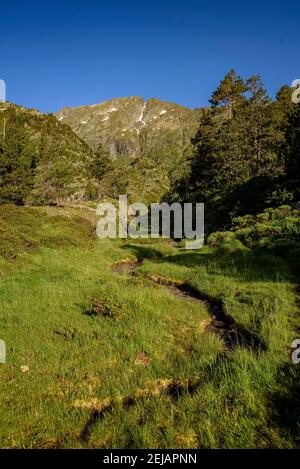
<box><xmin>208</xmin><ymin>205</ymin><xmax>300</xmax><ymax>251</ymax></box>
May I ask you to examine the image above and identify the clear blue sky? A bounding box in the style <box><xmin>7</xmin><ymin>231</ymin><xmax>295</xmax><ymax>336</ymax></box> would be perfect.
<box><xmin>1</xmin><ymin>0</ymin><xmax>299</xmax><ymax>113</ymax></box>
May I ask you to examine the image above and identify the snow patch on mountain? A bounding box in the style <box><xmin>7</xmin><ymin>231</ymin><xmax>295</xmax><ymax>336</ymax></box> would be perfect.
<box><xmin>136</xmin><ymin>102</ymin><xmax>147</xmax><ymax>134</ymax></box>
<box><xmin>138</xmin><ymin>103</ymin><xmax>146</xmax><ymax>125</ymax></box>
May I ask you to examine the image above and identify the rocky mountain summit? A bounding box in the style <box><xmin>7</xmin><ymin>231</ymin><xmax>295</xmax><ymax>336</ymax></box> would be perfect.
<box><xmin>55</xmin><ymin>97</ymin><xmax>201</xmax><ymax>202</ymax></box>
<box><xmin>56</xmin><ymin>96</ymin><xmax>201</xmax><ymax>159</ymax></box>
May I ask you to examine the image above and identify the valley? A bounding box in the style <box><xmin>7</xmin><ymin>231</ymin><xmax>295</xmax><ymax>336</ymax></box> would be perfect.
<box><xmin>0</xmin><ymin>70</ymin><xmax>299</xmax><ymax>449</ymax></box>
<box><xmin>0</xmin><ymin>205</ymin><xmax>299</xmax><ymax>448</ymax></box>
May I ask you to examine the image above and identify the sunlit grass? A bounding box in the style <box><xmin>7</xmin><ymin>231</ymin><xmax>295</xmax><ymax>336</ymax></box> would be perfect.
<box><xmin>0</xmin><ymin>206</ymin><xmax>299</xmax><ymax>448</ymax></box>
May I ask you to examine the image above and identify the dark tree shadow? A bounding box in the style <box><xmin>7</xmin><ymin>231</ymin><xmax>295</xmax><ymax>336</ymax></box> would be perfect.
<box><xmin>121</xmin><ymin>243</ymin><xmax>291</xmax><ymax>284</ymax></box>
<box><xmin>268</xmin><ymin>363</ymin><xmax>300</xmax><ymax>447</ymax></box>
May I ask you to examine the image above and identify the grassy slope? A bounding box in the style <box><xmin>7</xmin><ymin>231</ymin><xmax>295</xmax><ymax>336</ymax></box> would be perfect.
<box><xmin>0</xmin><ymin>206</ymin><xmax>299</xmax><ymax>448</ymax></box>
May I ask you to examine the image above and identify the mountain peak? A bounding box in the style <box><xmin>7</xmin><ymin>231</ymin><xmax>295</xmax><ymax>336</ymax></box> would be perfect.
<box><xmin>55</xmin><ymin>96</ymin><xmax>199</xmax><ymax>156</ymax></box>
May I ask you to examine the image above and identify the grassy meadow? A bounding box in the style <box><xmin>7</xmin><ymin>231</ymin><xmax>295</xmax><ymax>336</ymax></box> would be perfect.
<box><xmin>0</xmin><ymin>205</ymin><xmax>299</xmax><ymax>448</ymax></box>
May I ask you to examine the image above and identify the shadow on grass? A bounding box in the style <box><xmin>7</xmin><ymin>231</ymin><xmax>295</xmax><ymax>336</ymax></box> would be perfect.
<box><xmin>166</xmin><ymin>279</ymin><xmax>266</xmax><ymax>351</ymax></box>
<box><xmin>268</xmin><ymin>364</ymin><xmax>300</xmax><ymax>447</ymax></box>
<box><xmin>122</xmin><ymin>244</ymin><xmax>164</xmax><ymax>260</ymax></box>
<box><xmin>120</xmin><ymin>245</ymin><xmax>267</xmax><ymax>352</ymax></box>
<box><xmin>122</xmin><ymin>243</ymin><xmax>291</xmax><ymax>284</ymax></box>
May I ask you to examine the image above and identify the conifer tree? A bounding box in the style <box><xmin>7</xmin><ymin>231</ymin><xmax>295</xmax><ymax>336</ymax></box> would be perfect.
<box><xmin>284</xmin><ymin>104</ymin><xmax>300</xmax><ymax>178</ymax></box>
<box><xmin>0</xmin><ymin>110</ymin><xmax>35</xmax><ymax>204</ymax></box>
<box><xmin>172</xmin><ymin>71</ymin><xmax>284</xmax><ymax>206</ymax></box>
<box><xmin>209</xmin><ymin>69</ymin><xmax>247</xmax><ymax>116</ymax></box>
<box><xmin>89</xmin><ymin>143</ymin><xmax>112</xmax><ymax>180</ymax></box>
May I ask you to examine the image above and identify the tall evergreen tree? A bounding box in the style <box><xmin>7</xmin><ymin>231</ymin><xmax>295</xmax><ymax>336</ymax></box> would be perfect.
<box><xmin>0</xmin><ymin>110</ymin><xmax>35</xmax><ymax>204</ymax></box>
<box><xmin>170</xmin><ymin>71</ymin><xmax>284</xmax><ymax>207</ymax></box>
<box><xmin>242</xmin><ymin>76</ymin><xmax>282</xmax><ymax>175</ymax></box>
<box><xmin>284</xmin><ymin>104</ymin><xmax>300</xmax><ymax>178</ymax></box>
<box><xmin>89</xmin><ymin>143</ymin><xmax>112</xmax><ymax>181</ymax></box>
<box><xmin>246</xmin><ymin>75</ymin><xmax>268</xmax><ymax>103</ymax></box>
<box><xmin>209</xmin><ymin>69</ymin><xmax>247</xmax><ymax>116</ymax></box>
<box><xmin>275</xmin><ymin>85</ymin><xmax>294</xmax><ymax>117</ymax></box>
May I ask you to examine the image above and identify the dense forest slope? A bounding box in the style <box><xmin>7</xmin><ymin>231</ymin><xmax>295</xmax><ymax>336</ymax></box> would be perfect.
<box><xmin>0</xmin><ymin>103</ymin><xmax>95</xmax><ymax>204</ymax></box>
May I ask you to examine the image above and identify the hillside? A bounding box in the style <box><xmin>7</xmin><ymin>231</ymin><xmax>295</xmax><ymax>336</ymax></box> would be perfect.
<box><xmin>0</xmin><ymin>103</ymin><xmax>95</xmax><ymax>205</ymax></box>
<box><xmin>0</xmin><ymin>99</ymin><xmax>202</xmax><ymax>206</ymax></box>
<box><xmin>56</xmin><ymin>97</ymin><xmax>200</xmax><ymax>156</ymax></box>
<box><xmin>56</xmin><ymin>97</ymin><xmax>202</xmax><ymax>202</ymax></box>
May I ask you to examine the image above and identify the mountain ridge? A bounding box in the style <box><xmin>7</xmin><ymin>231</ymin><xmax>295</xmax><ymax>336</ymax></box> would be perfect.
<box><xmin>55</xmin><ymin>96</ymin><xmax>201</xmax><ymax>156</ymax></box>
<box><xmin>0</xmin><ymin>97</ymin><xmax>203</xmax><ymax>205</ymax></box>
<box><xmin>54</xmin><ymin>96</ymin><xmax>202</xmax><ymax>202</ymax></box>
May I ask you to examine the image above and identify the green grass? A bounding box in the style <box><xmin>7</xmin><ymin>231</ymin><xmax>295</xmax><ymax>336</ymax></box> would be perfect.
<box><xmin>0</xmin><ymin>206</ymin><xmax>299</xmax><ymax>448</ymax></box>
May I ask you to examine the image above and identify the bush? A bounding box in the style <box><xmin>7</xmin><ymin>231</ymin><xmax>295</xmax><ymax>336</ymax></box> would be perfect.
<box><xmin>207</xmin><ymin>230</ymin><xmax>236</xmax><ymax>248</ymax></box>
<box><xmin>208</xmin><ymin>205</ymin><xmax>300</xmax><ymax>251</ymax></box>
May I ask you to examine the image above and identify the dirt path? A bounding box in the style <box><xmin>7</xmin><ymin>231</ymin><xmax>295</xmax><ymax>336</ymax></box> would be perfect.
<box><xmin>113</xmin><ymin>258</ymin><xmax>264</xmax><ymax>351</ymax></box>
<box><xmin>78</xmin><ymin>256</ymin><xmax>264</xmax><ymax>443</ymax></box>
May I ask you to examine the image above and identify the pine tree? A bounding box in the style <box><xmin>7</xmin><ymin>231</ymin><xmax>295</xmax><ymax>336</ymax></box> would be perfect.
<box><xmin>246</xmin><ymin>75</ymin><xmax>268</xmax><ymax>103</ymax></box>
<box><xmin>171</xmin><ymin>72</ymin><xmax>284</xmax><ymax>206</ymax></box>
<box><xmin>0</xmin><ymin>110</ymin><xmax>35</xmax><ymax>204</ymax></box>
<box><xmin>89</xmin><ymin>143</ymin><xmax>112</xmax><ymax>180</ymax></box>
<box><xmin>209</xmin><ymin>69</ymin><xmax>247</xmax><ymax>116</ymax></box>
<box><xmin>284</xmin><ymin>104</ymin><xmax>300</xmax><ymax>178</ymax></box>
<box><xmin>30</xmin><ymin>133</ymin><xmax>86</xmax><ymax>204</ymax></box>
<box><xmin>242</xmin><ymin>76</ymin><xmax>282</xmax><ymax>175</ymax></box>
<box><xmin>275</xmin><ymin>85</ymin><xmax>294</xmax><ymax>117</ymax></box>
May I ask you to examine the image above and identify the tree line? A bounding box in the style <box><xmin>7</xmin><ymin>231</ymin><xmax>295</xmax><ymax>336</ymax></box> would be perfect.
<box><xmin>167</xmin><ymin>70</ymin><xmax>300</xmax><ymax>230</ymax></box>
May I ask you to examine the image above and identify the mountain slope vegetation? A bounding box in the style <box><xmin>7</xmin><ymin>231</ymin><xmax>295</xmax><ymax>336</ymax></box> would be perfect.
<box><xmin>0</xmin><ymin>103</ymin><xmax>95</xmax><ymax>205</ymax></box>
<box><xmin>166</xmin><ymin>71</ymin><xmax>300</xmax><ymax>233</ymax></box>
<box><xmin>56</xmin><ymin>97</ymin><xmax>202</xmax><ymax>202</ymax></box>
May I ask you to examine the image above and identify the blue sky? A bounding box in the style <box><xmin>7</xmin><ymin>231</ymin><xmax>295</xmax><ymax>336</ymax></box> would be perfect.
<box><xmin>1</xmin><ymin>0</ymin><xmax>299</xmax><ymax>113</ymax></box>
